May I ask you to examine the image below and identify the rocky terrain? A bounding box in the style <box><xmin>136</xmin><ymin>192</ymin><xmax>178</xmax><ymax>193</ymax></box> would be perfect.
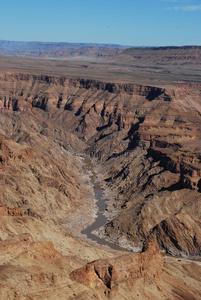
<box><xmin>0</xmin><ymin>65</ymin><xmax>201</xmax><ymax>299</ymax></box>
<box><xmin>71</xmin><ymin>239</ymin><xmax>201</xmax><ymax>300</ymax></box>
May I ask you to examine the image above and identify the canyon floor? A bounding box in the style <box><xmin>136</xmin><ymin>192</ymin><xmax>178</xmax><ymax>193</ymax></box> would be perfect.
<box><xmin>0</xmin><ymin>47</ymin><xmax>201</xmax><ymax>299</ymax></box>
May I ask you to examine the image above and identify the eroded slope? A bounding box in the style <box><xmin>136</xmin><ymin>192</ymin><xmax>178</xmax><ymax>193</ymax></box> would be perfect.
<box><xmin>0</xmin><ymin>71</ymin><xmax>201</xmax><ymax>299</ymax></box>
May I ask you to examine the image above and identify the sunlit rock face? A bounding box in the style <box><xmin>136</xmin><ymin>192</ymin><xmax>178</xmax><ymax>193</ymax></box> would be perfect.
<box><xmin>0</xmin><ymin>71</ymin><xmax>201</xmax><ymax>299</ymax></box>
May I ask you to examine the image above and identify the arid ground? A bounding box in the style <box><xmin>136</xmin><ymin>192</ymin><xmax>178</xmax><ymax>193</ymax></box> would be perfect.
<box><xmin>0</xmin><ymin>46</ymin><xmax>201</xmax><ymax>299</ymax></box>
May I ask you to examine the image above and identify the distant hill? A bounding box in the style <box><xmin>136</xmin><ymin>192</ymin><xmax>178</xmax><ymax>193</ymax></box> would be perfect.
<box><xmin>38</xmin><ymin>46</ymin><xmax>123</xmax><ymax>59</ymax></box>
<box><xmin>119</xmin><ymin>46</ymin><xmax>201</xmax><ymax>65</ymax></box>
<box><xmin>0</xmin><ymin>40</ymin><xmax>128</xmax><ymax>58</ymax></box>
<box><xmin>1</xmin><ymin>40</ymin><xmax>200</xmax><ymax>63</ymax></box>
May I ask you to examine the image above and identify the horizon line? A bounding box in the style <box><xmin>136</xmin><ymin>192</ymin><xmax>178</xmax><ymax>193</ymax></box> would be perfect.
<box><xmin>0</xmin><ymin>39</ymin><xmax>201</xmax><ymax>48</ymax></box>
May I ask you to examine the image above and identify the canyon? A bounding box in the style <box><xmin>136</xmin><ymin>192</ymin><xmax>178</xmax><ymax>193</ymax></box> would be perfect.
<box><xmin>0</xmin><ymin>47</ymin><xmax>201</xmax><ymax>299</ymax></box>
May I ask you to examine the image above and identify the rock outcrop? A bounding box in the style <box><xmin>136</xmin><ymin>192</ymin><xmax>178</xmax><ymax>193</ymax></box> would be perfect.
<box><xmin>71</xmin><ymin>239</ymin><xmax>201</xmax><ymax>299</ymax></box>
<box><xmin>71</xmin><ymin>239</ymin><xmax>163</xmax><ymax>290</ymax></box>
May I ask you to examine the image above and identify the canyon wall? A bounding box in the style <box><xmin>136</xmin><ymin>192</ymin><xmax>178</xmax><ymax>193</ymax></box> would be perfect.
<box><xmin>1</xmin><ymin>71</ymin><xmax>201</xmax><ymax>298</ymax></box>
<box><xmin>1</xmin><ymin>72</ymin><xmax>201</xmax><ymax>256</ymax></box>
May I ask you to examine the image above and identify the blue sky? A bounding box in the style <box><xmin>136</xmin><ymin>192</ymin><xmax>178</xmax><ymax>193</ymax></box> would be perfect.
<box><xmin>0</xmin><ymin>0</ymin><xmax>200</xmax><ymax>46</ymax></box>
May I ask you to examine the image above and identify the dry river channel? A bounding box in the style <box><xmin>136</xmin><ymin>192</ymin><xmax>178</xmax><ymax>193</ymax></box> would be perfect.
<box><xmin>81</xmin><ymin>157</ymin><xmax>127</xmax><ymax>252</ymax></box>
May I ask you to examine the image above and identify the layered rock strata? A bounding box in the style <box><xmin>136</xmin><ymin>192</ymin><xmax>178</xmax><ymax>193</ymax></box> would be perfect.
<box><xmin>0</xmin><ymin>71</ymin><xmax>201</xmax><ymax>298</ymax></box>
<box><xmin>1</xmin><ymin>72</ymin><xmax>201</xmax><ymax>255</ymax></box>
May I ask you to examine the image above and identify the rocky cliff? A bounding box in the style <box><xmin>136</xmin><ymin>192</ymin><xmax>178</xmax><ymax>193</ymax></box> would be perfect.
<box><xmin>1</xmin><ymin>72</ymin><xmax>201</xmax><ymax>255</ymax></box>
<box><xmin>0</xmin><ymin>71</ymin><xmax>201</xmax><ymax>298</ymax></box>
<box><xmin>70</xmin><ymin>239</ymin><xmax>201</xmax><ymax>299</ymax></box>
